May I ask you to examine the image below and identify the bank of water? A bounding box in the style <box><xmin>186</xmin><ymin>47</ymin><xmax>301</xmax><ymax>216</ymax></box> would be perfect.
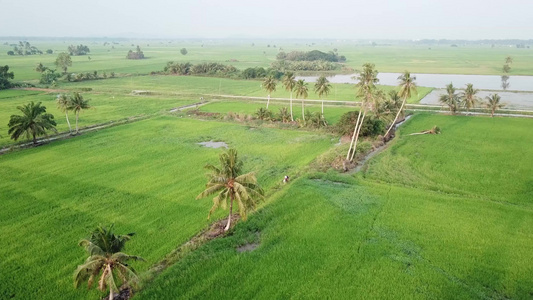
<box><xmin>420</xmin><ymin>89</ymin><xmax>533</xmax><ymax>110</ymax></box>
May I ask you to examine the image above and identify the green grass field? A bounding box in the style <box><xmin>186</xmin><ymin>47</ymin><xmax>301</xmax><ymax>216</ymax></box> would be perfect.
<box><xmin>138</xmin><ymin>114</ymin><xmax>533</xmax><ymax>299</ymax></box>
<box><xmin>1</xmin><ymin>40</ymin><xmax>532</xmax><ymax>83</ymax></box>
<box><xmin>0</xmin><ymin>116</ymin><xmax>334</xmax><ymax>299</ymax></box>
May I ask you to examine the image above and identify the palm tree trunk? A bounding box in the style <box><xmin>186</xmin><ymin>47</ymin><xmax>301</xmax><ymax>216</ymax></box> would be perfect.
<box><xmin>108</xmin><ymin>289</ymin><xmax>114</xmax><ymax>300</ymax></box>
<box><xmin>290</xmin><ymin>92</ymin><xmax>294</xmax><ymax>121</ymax></box>
<box><xmin>266</xmin><ymin>94</ymin><xmax>270</xmax><ymax>109</ymax></box>
<box><xmin>33</xmin><ymin>132</ymin><xmax>37</xmax><ymax>145</ymax></box>
<box><xmin>224</xmin><ymin>193</ymin><xmax>234</xmax><ymax>231</ymax></box>
<box><xmin>75</xmin><ymin>111</ymin><xmax>79</xmax><ymax>134</ymax></box>
<box><xmin>384</xmin><ymin>96</ymin><xmax>407</xmax><ymax>139</ymax></box>
<box><xmin>65</xmin><ymin>111</ymin><xmax>72</xmax><ymax>134</ymax></box>
<box><xmin>346</xmin><ymin>109</ymin><xmax>362</xmax><ymax>160</ymax></box>
<box><xmin>301</xmin><ymin>100</ymin><xmax>305</xmax><ymax>121</ymax></box>
<box><xmin>350</xmin><ymin>110</ymin><xmax>366</xmax><ymax>161</ymax></box>
<box><xmin>321</xmin><ymin>100</ymin><xmax>324</xmax><ymax>117</ymax></box>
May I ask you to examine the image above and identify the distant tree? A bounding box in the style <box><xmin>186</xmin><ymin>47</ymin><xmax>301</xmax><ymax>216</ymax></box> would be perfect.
<box><xmin>384</xmin><ymin>71</ymin><xmax>417</xmax><ymax>138</ymax></box>
<box><xmin>503</xmin><ymin>64</ymin><xmax>511</xmax><ymax>73</ymax></box>
<box><xmin>55</xmin><ymin>53</ymin><xmax>72</xmax><ymax>74</ymax></box>
<box><xmin>439</xmin><ymin>83</ymin><xmax>460</xmax><ymax>114</ymax></box>
<box><xmin>501</xmin><ymin>75</ymin><xmax>510</xmax><ymax>90</ymax></box>
<box><xmin>35</xmin><ymin>62</ymin><xmax>48</xmax><ymax>73</ymax></box>
<box><xmin>68</xmin><ymin>44</ymin><xmax>90</xmax><ymax>56</ymax></box>
<box><xmin>46</xmin><ymin>49</ymin><xmax>53</xmax><ymax>54</ymax></box>
<box><xmin>196</xmin><ymin>149</ymin><xmax>264</xmax><ymax>232</ymax></box>
<box><xmin>8</xmin><ymin>101</ymin><xmax>57</xmax><ymax>144</ymax></box>
<box><xmin>282</xmin><ymin>72</ymin><xmax>296</xmax><ymax>121</ymax></box>
<box><xmin>69</xmin><ymin>92</ymin><xmax>91</xmax><ymax>134</ymax></box>
<box><xmin>126</xmin><ymin>46</ymin><xmax>144</xmax><ymax>59</ymax></box>
<box><xmin>262</xmin><ymin>76</ymin><xmax>277</xmax><ymax>109</ymax></box>
<box><xmin>39</xmin><ymin>69</ymin><xmax>61</xmax><ymax>84</ymax></box>
<box><xmin>295</xmin><ymin>79</ymin><xmax>308</xmax><ymax>121</ymax></box>
<box><xmin>74</xmin><ymin>224</ymin><xmax>144</xmax><ymax>300</ymax></box>
<box><xmin>57</xmin><ymin>94</ymin><xmax>73</xmax><ymax>134</ymax></box>
<box><xmin>180</xmin><ymin>48</ymin><xmax>188</xmax><ymax>55</ymax></box>
<box><xmin>505</xmin><ymin>56</ymin><xmax>513</xmax><ymax>65</ymax></box>
<box><xmin>7</xmin><ymin>50</ymin><xmax>15</xmax><ymax>56</ymax></box>
<box><xmin>0</xmin><ymin>65</ymin><xmax>15</xmax><ymax>90</ymax></box>
<box><xmin>314</xmin><ymin>75</ymin><xmax>331</xmax><ymax>117</ymax></box>
<box><xmin>485</xmin><ymin>94</ymin><xmax>505</xmax><ymax>117</ymax></box>
<box><xmin>461</xmin><ymin>83</ymin><xmax>479</xmax><ymax>112</ymax></box>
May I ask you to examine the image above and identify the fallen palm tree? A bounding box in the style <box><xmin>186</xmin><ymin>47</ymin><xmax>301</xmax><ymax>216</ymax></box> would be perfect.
<box><xmin>409</xmin><ymin>126</ymin><xmax>441</xmax><ymax>135</ymax></box>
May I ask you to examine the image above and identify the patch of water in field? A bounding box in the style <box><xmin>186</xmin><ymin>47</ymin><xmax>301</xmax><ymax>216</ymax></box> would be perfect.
<box><xmin>197</xmin><ymin>141</ymin><xmax>228</xmax><ymax>149</ymax></box>
<box><xmin>297</xmin><ymin>73</ymin><xmax>533</xmax><ymax>91</ymax></box>
<box><xmin>420</xmin><ymin>90</ymin><xmax>533</xmax><ymax>110</ymax></box>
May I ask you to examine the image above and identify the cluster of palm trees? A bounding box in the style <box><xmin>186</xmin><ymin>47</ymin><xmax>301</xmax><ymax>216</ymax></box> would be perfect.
<box><xmin>262</xmin><ymin>73</ymin><xmax>331</xmax><ymax>122</ymax></box>
<box><xmin>7</xmin><ymin>92</ymin><xmax>91</xmax><ymax>145</ymax></box>
<box><xmin>438</xmin><ymin>83</ymin><xmax>505</xmax><ymax>117</ymax></box>
<box><xmin>56</xmin><ymin>92</ymin><xmax>91</xmax><ymax>134</ymax></box>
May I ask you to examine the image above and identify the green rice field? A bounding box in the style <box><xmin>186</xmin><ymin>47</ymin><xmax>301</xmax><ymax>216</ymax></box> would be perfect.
<box><xmin>138</xmin><ymin>114</ymin><xmax>533</xmax><ymax>299</ymax></box>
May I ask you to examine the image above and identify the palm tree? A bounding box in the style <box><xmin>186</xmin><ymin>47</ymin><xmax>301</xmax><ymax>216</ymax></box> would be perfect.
<box><xmin>282</xmin><ymin>72</ymin><xmax>297</xmax><ymax>121</ymax></box>
<box><xmin>57</xmin><ymin>94</ymin><xmax>73</xmax><ymax>134</ymax></box>
<box><xmin>74</xmin><ymin>224</ymin><xmax>144</xmax><ymax>300</ymax></box>
<box><xmin>295</xmin><ymin>79</ymin><xmax>309</xmax><ymax>121</ymax></box>
<box><xmin>314</xmin><ymin>75</ymin><xmax>331</xmax><ymax>117</ymax></box>
<box><xmin>69</xmin><ymin>92</ymin><xmax>91</xmax><ymax>134</ymax></box>
<box><xmin>8</xmin><ymin>101</ymin><xmax>57</xmax><ymax>144</ymax></box>
<box><xmin>505</xmin><ymin>56</ymin><xmax>513</xmax><ymax>65</ymax></box>
<box><xmin>384</xmin><ymin>71</ymin><xmax>417</xmax><ymax>138</ymax></box>
<box><xmin>196</xmin><ymin>149</ymin><xmax>264</xmax><ymax>231</ymax></box>
<box><xmin>485</xmin><ymin>94</ymin><xmax>505</xmax><ymax>117</ymax></box>
<box><xmin>346</xmin><ymin>63</ymin><xmax>379</xmax><ymax>161</ymax></box>
<box><xmin>278</xmin><ymin>107</ymin><xmax>291</xmax><ymax>123</ymax></box>
<box><xmin>439</xmin><ymin>83</ymin><xmax>460</xmax><ymax>114</ymax></box>
<box><xmin>262</xmin><ymin>76</ymin><xmax>277</xmax><ymax>109</ymax></box>
<box><xmin>461</xmin><ymin>83</ymin><xmax>479</xmax><ymax>112</ymax></box>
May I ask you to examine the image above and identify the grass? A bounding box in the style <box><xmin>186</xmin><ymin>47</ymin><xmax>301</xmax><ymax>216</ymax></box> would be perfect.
<box><xmin>2</xmin><ymin>41</ymin><xmax>533</xmax><ymax>83</ymax></box>
<box><xmin>0</xmin><ymin>116</ymin><xmax>334</xmax><ymax>300</ymax></box>
<box><xmin>139</xmin><ymin>114</ymin><xmax>533</xmax><ymax>299</ymax></box>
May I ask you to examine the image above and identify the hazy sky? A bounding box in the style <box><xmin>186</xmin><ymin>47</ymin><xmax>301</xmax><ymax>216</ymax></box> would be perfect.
<box><xmin>1</xmin><ymin>0</ymin><xmax>532</xmax><ymax>40</ymax></box>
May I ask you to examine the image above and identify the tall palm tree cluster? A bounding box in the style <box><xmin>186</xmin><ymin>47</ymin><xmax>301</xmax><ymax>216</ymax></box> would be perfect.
<box><xmin>438</xmin><ymin>83</ymin><xmax>505</xmax><ymax>116</ymax></box>
<box><xmin>56</xmin><ymin>92</ymin><xmax>91</xmax><ymax>134</ymax></box>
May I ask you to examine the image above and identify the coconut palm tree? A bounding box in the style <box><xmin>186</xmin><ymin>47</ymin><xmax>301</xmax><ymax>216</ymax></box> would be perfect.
<box><xmin>384</xmin><ymin>71</ymin><xmax>417</xmax><ymax>138</ymax></box>
<box><xmin>56</xmin><ymin>94</ymin><xmax>73</xmax><ymax>134</ymax></box>
<box><xmin>74</xmin><ymin>224</ymin><xmax>144</xmax><ymax>300</ymax></box>
<box><xmin>262</xmin><ymin>76</ymin><xmax>277</xmax><ymax>109</ymax></box>
<box><xmin>461</xmin><ymin>83</ymin><xmax>479</xmax><ymax>112</ymax></box>
<box><xmin>347</xmin><ymin>63</ymin><xmax>379</xmax><ymax>161</ymax></box>
<box><xmin>8</xmin><ymin>101</ymin><xmax>57</xmax><ymax>144</ymax></box>
<box><xmin>314</xmin><ymin>75</ymin><xmax>331</xmax><ymax>117</ymax></box>
<box><xmin>439</xmin><ymin>83</ymin><xmax>460</xmax><ymax>114</ymax></box>
<box><xmin>505</xmin><ymin>56</ymin><xmax>513</xmax><ymax>65</ymax></box>
<box><xmin>196</xmin><ymin>149</ymin><xmax>264</xmax><ymax>232</ymax></box>
<box><xmin>295</xmin><ymin>79</ymin><xmax>309</xmax><ymax>121</ymax></box>
<box><xmin>485</xmin><ymin>94</ymin><xmax>505</xmax><ymax>117</ymax></box>
<box><xmin>69</xmin><ymin>92</ymin><xmax>91</xmax><ymax>134</ymax></box>
<box><xmin>282</xmin><ymin>72</ymin><xmax>296</xmax><ymax>121</ymax></box>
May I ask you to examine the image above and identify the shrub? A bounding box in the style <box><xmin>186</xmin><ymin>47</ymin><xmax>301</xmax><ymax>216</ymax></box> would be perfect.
<box><xmin>335</xmin><ymin>111</ymin><xmax>385</xmax><ymax>137</ymax></box>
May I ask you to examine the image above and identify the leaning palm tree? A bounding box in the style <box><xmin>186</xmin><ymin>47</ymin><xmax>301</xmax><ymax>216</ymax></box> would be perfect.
<box><xmin>57</xmin><ymin>94</ymin><xmax>73</xmax><ymax>134</ymax></box>
<box><xmin>196</xmin><ymin>149</ymin><xmax>264</xmax><ymax>232</ymax></box>
<box><xmin>74</xmin><ymin>224</ymin><xmax>144</xmax><ymax>300</ymax></box>
<box><xmin>461</xmin><ymin>83</ymin><xmax>479</xmax><ymax>112</ymax></box>
<box><xmin>439</xmin><ymin>83</ymin><xmax>460</xmax><ymax>114</ymax></box>
<box><xmin>69</xmin><ymin>92</ymin><xmax>91</xmax><ymax>134</ymax></box>
<box><xmin>282</xmin><ymin>72</ymin><xmax>297</xmax><ymax>121</ymax></box>
<box><xmin>485</xmin><ymin>94</ymin><xmax>505</xmax><ymax>117</ymax></box>
<box><xmin>346</xmin><ymin>63</ymin><xmax>379</xmax><ymax>161</ymax></box>
<box><xmin>384</xmin><ymin>71</ymin><xmax>417</xmax><ymax>138</ymax></box>
<box><xmin>295</xmin><ymin>79</ymin><xmax>309</xmax><ymax>121</ymax></box>
<box><xmin>262</xmin><ymin>76</ymin><xmax>277</xmax><ymax>109</ymax></box>
<box><xmin>8</xmin><ymin>101</ymin><xmax>57</xmax><ymax>144</ymax></box>
<box><xmin>314</xmin><ymin>75</ymin><xmax>331</xmax><ymax>117</ymax></box>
